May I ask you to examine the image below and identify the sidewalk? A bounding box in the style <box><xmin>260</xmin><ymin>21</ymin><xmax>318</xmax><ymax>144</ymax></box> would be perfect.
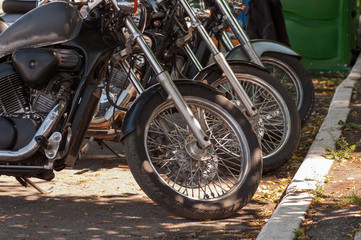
<box><xmin>256</xmin><ymin>54</ymin><xmax>361</xmax><ymax>240</ymax></box>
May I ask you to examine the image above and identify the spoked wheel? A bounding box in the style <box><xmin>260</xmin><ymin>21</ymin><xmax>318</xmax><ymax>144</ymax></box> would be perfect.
<box><xmin>124</xmin><ymin>83</ymin><xmax>262</xmax><ymax>220</ymax></box>
<box><xmin>201</xmin><ymin>64</ymin><xmax>301</xmax><ymax>173</ymax></box>
<box><xmin>261</xmin><ymin>52</ymin><xmax>315</xmax><ymax>126</ymax></box>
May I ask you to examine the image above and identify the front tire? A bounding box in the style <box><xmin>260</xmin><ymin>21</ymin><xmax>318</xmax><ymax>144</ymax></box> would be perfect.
<box><xmin>124</xmin><ymin>84</ymin><xmax>262</xmax><ymax>220</ymax></box>
<box><xmin>202</xmin><ymin>64</ymin><xmax>301</xmax><ymax>173</ymax></box>
<box><xmin>261</xmin><ymin>52</ymin><xmax>315</xmax><ymax>126</ymax></box>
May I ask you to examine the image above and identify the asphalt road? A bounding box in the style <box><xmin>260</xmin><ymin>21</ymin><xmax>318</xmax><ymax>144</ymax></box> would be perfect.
<box><xmin>0</xmin><ymin>141</ymin><xmax>262</xmax><ymax>240</ymax></box>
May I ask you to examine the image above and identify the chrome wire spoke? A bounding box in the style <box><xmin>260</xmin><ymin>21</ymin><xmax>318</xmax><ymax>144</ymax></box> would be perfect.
<box><xmin>145</xmin><ymin>97</ymin><xmax>248</xmax><ymax>201</ymax></box>
<box><xmin>261</xmin><ymin>140</ymin><xmax>279</xmax><ymax>154</ymax></box>
<box><xmin>149</xmin><ymin>118</ymin><xmax>183</xmax><ymax>146</ymax></box>
<box><xmin>212</xmin><ymin>74</ymin><xmax>291</xmax><ymax>159</ymax></box>
<box><xmin>159</xmin><ymin>108</ymin><xmax>190</xmax><ymax>137</ymax></box>
<box><xmin>263</xmin><ymin>59</ymin><xmax>299</xmax><ymax>105</ymax></box>
<box><xmin>191</xmin><ymin>105</ymin><xmax>242</xmax><ymax>157</ymax></box>
<box><xmin>262</xmin><ymin>118</ymin><xmax>285</xmax><ymax>129</ymax></box>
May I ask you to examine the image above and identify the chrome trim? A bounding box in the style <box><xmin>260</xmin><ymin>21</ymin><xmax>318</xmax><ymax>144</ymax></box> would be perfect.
<box><xmin>179</xmin><ymin>0</ymin><xmax>257</xmax><ymax>117</ymax></box>
<box><xmin>213</xmin><ymin>52</ymin><xmax>257</xmax><ymax>116</ymax></box>
<box><xmin>0</xmin><ymin>165</ymin><xmax>45</xmax><ymax>169</ymax></box>
<box><xmin>221</xmin><ymin>31</ymin><xmax>235</xmax><ymax>52</ymax></box>
<box><xmin>116</xmin><ymin>0</ymin><xmax>136</xmax><ymax>14</ymax></box>
<box><xmin>0</xmin><ymin>101</ymin><xmax>67</xmax><ymax>161</ymax></box>
<box><xmin>104</xmin><ymin>84</ymin><xmax>137</xmax><ymax>121</ymax></box>
<box><xmin>125</xmin><ymin>16</ymin><xmax>211</xmax><ymax>148</ymax></box>
<box><xmin>125</xmin><ymin>16</ymin><xmax>164</xmax><ymax>75</ymax></box>
<box><xmin>119</xmin><ymin>60</ymin><xmax>144</xmax><ymax>94</ymax></box>
<box><xmin>215</xmin><ymin>0</ymin><xmax>263</xmax><ymax>66</ymax></box>
<box><xmin>183</xmin><ymin>44</ymin><xmax>204</xmax><ymax>72</ymax></box>
<box><xmin>45</xmin><ymin>132</ymin><xmax>62</xmax><ymax>160</ymax></box>
<box><xmin>156</xmin><ymin>71</ymin><xmax>211</xmax><ymax>149</ymax></box>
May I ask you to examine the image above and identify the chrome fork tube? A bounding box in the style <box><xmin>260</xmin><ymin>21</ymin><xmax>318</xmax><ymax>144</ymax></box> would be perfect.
<box><xmin>183</xmin><ymin>43</ymin><xmax>204</xmax><ymax>72</ymax></box>
<box><xmin>221</xmin><ymin>31</ymin><xmax>235</xmax><ymax>52</ymax></box>
<box><xmin>179</xmin><ymin>0</ymin><xmax>257</xmax><ymax>117</ymax></box>
<box><xmin>125</xmin><ymin>16</ymin><xmax>211</xmax><ymax>148</ymax></box>
<box><xmin>215</xmin><ymin>0</ymin><xmax>264</xmax><ymax>66</ymax></box>
<box><xmin>119</xmin><ymin>60</ymin><xmax>144</xmax><ymax>94</ymax></box>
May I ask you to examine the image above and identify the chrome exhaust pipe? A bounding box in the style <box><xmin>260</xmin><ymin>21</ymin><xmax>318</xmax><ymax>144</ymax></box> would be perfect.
<box><xmin>0</xmin><ymin>101</ymin><xmax>67</xmax><ymax>161</ymax></box>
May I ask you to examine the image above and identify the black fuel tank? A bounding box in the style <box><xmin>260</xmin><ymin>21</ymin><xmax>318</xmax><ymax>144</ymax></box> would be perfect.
<box><xmin>0</xmin><ymin>2</ymin><xmax>83</xmax><ymax>58</ymax></box>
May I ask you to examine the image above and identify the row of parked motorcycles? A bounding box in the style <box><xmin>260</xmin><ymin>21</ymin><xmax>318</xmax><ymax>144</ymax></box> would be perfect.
<box><xmin>0</xmin><ymin>0</ymin><xmax>314</xmax><ymax>220</ymax></box>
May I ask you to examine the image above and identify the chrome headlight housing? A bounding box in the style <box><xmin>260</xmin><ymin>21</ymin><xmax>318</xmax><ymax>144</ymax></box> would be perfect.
<box><xmin>117</xmin><ymin>0</ymin><xmax>138</xmax><ymax>14</ymax></box>
<box><xmin>188</xmin><ymin>0</ymin><xmax>211</xmax><ymax>20</ymax></box>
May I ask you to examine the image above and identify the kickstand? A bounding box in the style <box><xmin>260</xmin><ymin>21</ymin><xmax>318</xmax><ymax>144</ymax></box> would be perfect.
<box><xmin>15</xmin><ymin>177</ymin><xmax>45</xmax><ymax>194</ymax></box>
<box><xmin>79</xmin><ymin>136</ymin><xmax>94</xmax><ymax>159</ymax></box>
<box><xmin>100</xmin><ymin>141</ymin><xmax>126</xmax><ymax>158</ymax></box>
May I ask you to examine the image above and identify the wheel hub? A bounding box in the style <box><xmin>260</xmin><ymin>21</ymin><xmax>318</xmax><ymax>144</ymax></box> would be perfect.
<box><xmin>185</xmin><ymin>134</ymin><xmax>214</xmax><ymax>161</ymax></box>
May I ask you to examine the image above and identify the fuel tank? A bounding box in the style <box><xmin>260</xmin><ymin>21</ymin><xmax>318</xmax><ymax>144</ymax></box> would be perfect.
<box><xmin>0</xmin><ymin>1</ymin><xmax>83</xmax><ymax>58</ymax></box>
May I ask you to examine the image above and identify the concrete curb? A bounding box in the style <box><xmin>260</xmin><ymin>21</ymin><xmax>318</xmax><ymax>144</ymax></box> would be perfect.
<box><xmin>256</xmin><ymin>54</ymin><xmax>361</xmax><ymax>240</ymax></box>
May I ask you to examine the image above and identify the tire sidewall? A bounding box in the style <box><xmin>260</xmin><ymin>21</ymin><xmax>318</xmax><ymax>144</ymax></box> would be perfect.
<box><xmin>125</xmin><ymin>84</ymin><xmax>262</xmax><ymax>219</ymax></box>
<box><xmin>261</xmin><ymin>52</ymin><xmax>314</xmax><ymax>126</ymax></box>
<box><xmin>203</xmin><ymin>64</ymin><xmax>301</xmax><ymax>173</ymax></box>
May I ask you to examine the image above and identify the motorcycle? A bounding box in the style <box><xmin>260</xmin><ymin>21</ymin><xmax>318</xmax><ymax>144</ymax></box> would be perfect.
<box><xmin>0</xmin><ymin>0</ymin><xmax>300</xmax><ymax>173</ymax></box>
<box><xmin>181</xmin><ymin>0</ymin><xmax>314</xmax><ymax>126</ymax></box>
<box><xmin>0</xmin><ymin>0</ymin><xmax>315</xmax><ymax>128</ymax></box>
<box><xmin>137</xmin><ymin>0</ymin><xmax>301</xmax><ymax>173</ymax></box>
<box><xmin>0</xmin><ymin>0</ymin><xmax>263</xmax><ymax>220</ymax></box>
<box><xmin>0</xmin><ymin>0</ymin><xmax>301</xmax><ymax>173</ymax></box>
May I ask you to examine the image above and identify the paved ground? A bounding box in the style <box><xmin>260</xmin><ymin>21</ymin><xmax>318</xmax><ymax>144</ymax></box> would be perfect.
<box><xmin>0</xmin><ymin>69</ymin><xmax>359</xmax><ymax>239</ymax></box>
<box><xmin>257</xmin><ymin>54</ymin><xmax>361</xmax><ymax>240</ymax></box>
<box><xmin>0</xmin><ymin>142</ymin><xmax>265</xmax><ymax>240</ymax></box>
<box><xmin>1</xmin><ymin>65</ymin><xmax>360</xmax><ymax>239</ymax></box>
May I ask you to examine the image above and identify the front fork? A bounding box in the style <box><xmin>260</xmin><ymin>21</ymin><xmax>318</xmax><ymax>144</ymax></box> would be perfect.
<box><xmin>124</xmin><ymin>16</ymin><xmax>211</xmax><ymax>149</ymax></box>
<box><xmin>215</xmin><ymin>0</ymin><xmax>264</xmax><ymax>67</ymax></box>
<box><xmin>179</xmin><ymin>0</ymin><xmax>257</xmax><ymax>117</ymax></box>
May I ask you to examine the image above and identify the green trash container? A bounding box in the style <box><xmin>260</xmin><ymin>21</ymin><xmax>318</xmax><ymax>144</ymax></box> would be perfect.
<box><xmin>280</xmin><ymin>0</ymin><xmax>360</xmax><ymax>70</ymax></box>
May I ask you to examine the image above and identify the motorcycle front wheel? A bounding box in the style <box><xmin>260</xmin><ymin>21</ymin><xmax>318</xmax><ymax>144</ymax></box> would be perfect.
<box><xmin>124</xmin><ymin>84</ymin><xmax>262</xmax><ymax>220</ymax></box>
<box><xmin>261</xmin><ymin>52</ymin><xmax>315</xmax><ymax>126</ymax></box>
<box><xmin>201</xmin><ymin>64</ymin><xmax>301</xmax><ymax>173</ymax></box>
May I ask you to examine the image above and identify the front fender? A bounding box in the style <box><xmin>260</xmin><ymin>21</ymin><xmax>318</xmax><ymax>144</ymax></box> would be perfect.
<box><xmin>120</xmin><ymin>80</ymin><xmax>221</xmax><ymax>140</ymax></box>
<box><xmin>193</xmin><ymin>60</ymin><xmax>269</xmax><ymax>82</ymax></box>
<box><xmin>226</xmin><ymin>39</ymin><xmax>301</xmax><ymax>61</ymax></box>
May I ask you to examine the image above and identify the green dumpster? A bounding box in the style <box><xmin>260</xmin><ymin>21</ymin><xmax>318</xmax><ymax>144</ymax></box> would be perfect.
<box><xmin>280</xmin><ymin>0</ymin><xmax>360</xmax><ymax>70</ymax></box>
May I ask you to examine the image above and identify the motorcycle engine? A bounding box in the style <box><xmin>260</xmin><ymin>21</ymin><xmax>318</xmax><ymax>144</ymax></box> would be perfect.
<box><xmin>0</xmin><ymin>48</ymin><xmax>81</xmax><ymax>150</ymax></box>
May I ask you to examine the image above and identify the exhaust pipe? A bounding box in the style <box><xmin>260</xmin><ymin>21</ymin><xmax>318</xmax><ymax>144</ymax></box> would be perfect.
<box><xmin>0</xmin><ymin>101</ymin><xmax>67</xmax><ymax>161</ymax></box>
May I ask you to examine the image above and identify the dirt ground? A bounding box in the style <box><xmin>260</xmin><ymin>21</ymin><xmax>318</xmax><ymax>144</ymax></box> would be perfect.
<box><xmin>0</xmin><ymin>71</ymin><xmax>356</xmax><ymax>239</ymax></box>
<box><xmin>297</xmin><ymin>80</ymin><xmax>361</xmax><ymax>240</ymax></box>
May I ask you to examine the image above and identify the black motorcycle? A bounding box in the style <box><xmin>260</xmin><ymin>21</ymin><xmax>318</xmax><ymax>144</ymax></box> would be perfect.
<box><xmin>0</xmin><ymin>0</ymin><xmax>262</xmax><ymax>220</ymax></box>
<box><xmin>0</xmin><ymin>0</ymin><xmax>302</xmax><ymax>173</ymax></box>
<box><xmin>133</xmin><ymin>0</ymin><xmax>301</xmax><ymax>173</ymax></box>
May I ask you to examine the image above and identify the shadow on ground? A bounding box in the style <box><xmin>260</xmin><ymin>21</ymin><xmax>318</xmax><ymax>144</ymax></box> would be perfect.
<box><xmin>0</xmin><ymin>151</ymin><xmax>269</xmax><ymax>240</ymax></box>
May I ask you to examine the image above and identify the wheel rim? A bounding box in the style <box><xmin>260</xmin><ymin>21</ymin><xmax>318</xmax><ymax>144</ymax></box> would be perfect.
<box><xmin>212</xmin><ymin>74</ymin><xmax>292</xmax><ymax>160</ymax></box>
<box><xmin>144</xmin><ymin>97</ymin><xmax>251</xmax><ymax>201</ymax></box>
<box><xmin>261</xmin><ymin>56</ymin><xmax>303</xmax><ymax>112</ymax></box>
